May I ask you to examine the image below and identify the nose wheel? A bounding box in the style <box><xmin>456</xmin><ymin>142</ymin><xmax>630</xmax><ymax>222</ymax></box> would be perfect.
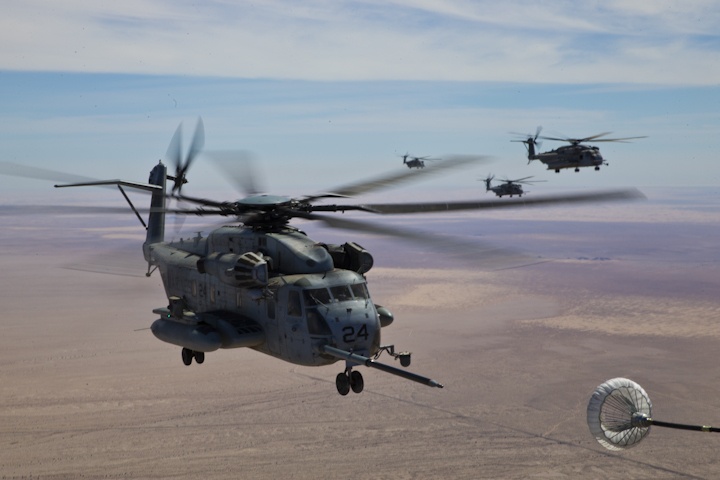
<box><xmin>336</xmin><ymin>369</ymin><xmax>364</xmax><ymax>395</ymax></box>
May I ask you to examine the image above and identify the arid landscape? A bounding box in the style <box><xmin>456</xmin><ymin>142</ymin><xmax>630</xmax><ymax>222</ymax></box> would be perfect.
<box><xmin>1</xmin><ymin>187</ymin><xmax>719</xmax><ymax>479</ymax></box>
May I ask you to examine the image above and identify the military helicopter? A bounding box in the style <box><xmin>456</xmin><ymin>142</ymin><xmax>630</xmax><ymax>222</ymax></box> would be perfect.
<box><xmin>0</xmin><ymin>119</ymin><xmax>643</xmax><ymax>396</ymax></box>
<box><xmin>482</xmin><ymin>175</ymin><xmax>545</xmax><ymax>198</ymax></box>
<box><xmin>512</xmin><ymin>127</ymin><xmax>646</xmax><ymax>173</ymax></box>
<box><xmin>400</xmin><ymin>153</ymin><xmax>431</xmax><ymax>169</ymax></box>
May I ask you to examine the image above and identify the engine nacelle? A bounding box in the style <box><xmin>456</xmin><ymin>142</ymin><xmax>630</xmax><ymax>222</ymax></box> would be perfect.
<box><xmin>326</xmin><ymin>242</ymin><xmax>374</xmax><ymax>274</ymax></box>
<box><xmin>197</xmin><ymin>251</ymin><xmax>268</xmax><ymax>287</ymax></box>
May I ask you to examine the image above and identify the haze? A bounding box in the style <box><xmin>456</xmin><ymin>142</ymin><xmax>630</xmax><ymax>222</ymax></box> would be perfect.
<box><xmin>1</xmin><ymin>1</ymin><xmax>720</xmax><ymax>479</ymax></box>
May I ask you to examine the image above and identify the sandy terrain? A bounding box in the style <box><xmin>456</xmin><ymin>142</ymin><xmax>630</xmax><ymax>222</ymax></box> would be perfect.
<box><xmin>1</xmin><ymin>190</ymin><xmax>719</xmax><ymax>479</ymax></box>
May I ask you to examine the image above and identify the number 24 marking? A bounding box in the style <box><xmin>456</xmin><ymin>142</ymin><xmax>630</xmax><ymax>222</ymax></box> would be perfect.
<box><xmin>342</xmin><ymin>324</ymin><xmax>368</xmax><ymax>343</ymax></box>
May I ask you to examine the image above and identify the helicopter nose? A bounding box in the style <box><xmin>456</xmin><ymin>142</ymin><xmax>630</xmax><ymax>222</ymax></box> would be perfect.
<box><xmin>334</xmin><ymin>311</ymin><xmax>380</xmax><ymax>355</ymax></box>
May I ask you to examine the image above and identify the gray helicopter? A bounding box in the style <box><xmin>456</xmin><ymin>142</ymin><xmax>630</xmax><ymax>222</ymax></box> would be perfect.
<box><xmin>400</xmin><ymin>153</ymin><xmax>431</xmax><ymax>169</ymax></box>
<box><xmin>512</xmin><ymin>127</ymin><xmax>646</xmax><ymax>173</ymax></box>
<box><xmin>0</xmin><ymin>119</ymin><xmax>643</xmax><ymax>396</ymax></box>
<box><xmin>482</xmin><ymin>175</ymin><xmax>545</xmax><ymax>198</ymax></box>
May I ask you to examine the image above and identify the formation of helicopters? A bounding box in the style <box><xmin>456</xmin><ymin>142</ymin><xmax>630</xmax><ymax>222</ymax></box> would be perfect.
<box><xmin>400</xmin><ymin>126</ymin><xmax>644</xmax><ymax>198</ymax></box>
<box><xmin>0</xmin><ymin>118</ymin><xmax>643</xmax><ymax>396</ymax></box>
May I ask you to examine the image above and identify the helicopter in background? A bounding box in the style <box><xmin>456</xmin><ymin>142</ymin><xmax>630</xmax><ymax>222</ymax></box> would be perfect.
<box><xmin>482</xmin><ymin>175</ymin><xmax>545</xmax><ymax>198</ymax></box>
<box><xmin>512</xmin><ymin>127</ymin><xmax>646</xmax><ymax>173</ymax></box>
<box><xmin>400</xmin><ymin>153</ymin><xmax>431</xmax><ymax>169</ymax></box>
<box><xmin>0</xmin><ymin>118</ymin><xmax>643</xmax><ymax>396</ymax></box>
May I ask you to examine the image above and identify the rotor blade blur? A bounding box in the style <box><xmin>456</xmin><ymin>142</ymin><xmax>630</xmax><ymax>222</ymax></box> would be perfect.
<box><xmin>589</xmin><ymin>136</ymin><xmax>648</xmax><ymax>143</ymax></box>
<box><xmin>0</xmin><ymin>161</ymin><xmax>99</xmax><ymax>184</ymax></box>
<box><xmin>0</xmin><ymin>203</ymin><xmax>230</xmax><ymax>216</ymax></box>
<box><xmin>579</xmin><ymin>132</ymin><xmax>613</xmax><ymax>142</ymax></box>
<box><xmin>184</xmin><ymin>117</ymin><xmax>205</xmax><ymax>171</ymax></box>
<box><xmin>0</xmin><ymin>204</ymin><xmax>144</xmax><ymax>215</ymax></box>
<box><xmin>318</xmin><ymin>154</ymin><xmax>489</xmax><ymax>199</ymax></box>
<box><xmin>298</xmin><ymin>212</ymin><xmax>542</xmax><ymax>270</ymax></box>
<box><xmin>361</xmin><ymin>188</ymin><xmax>644</xmax><ymax>214</ymax></box>
<box><xmin>205</xmin><ymin>150</ymin><xmax>264</xmax><ymax>196</ymax></box>
<box><xmin>166</xmin><ymin>122</ymin><xmax>183</xmax><ymax>168</ymax></box>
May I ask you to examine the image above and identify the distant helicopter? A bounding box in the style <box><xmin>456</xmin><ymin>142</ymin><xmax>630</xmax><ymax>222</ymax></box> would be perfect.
<box><xmin>482</xmin><ymin>175</ymin><xmax>545</xmax><ymax>198</ymax></box>
<box><xmin>400</xmin><ymin>153</ymin><xmax>431</xmax><ymax>169</ymax></box>
<box><xmin>512</xmin><ymin>127</ymin><xmax>646</xmax><ymax>173</ymax></box>
<box><xmin>0</xmin><ymin>118</ymin><xmax>643</xmax><ymax>396</ymax></box>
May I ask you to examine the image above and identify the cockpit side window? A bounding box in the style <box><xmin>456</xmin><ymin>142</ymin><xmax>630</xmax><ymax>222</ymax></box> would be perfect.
<box><xmin>350</xmin><ymin>283</ymin><xmax>368</xmax><ymax>299</ymax></box>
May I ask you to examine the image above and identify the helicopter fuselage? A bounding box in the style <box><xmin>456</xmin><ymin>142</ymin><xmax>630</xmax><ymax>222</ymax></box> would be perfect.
<box><xmin>147</xmin><ymin>226</ymin><xmax>383</xmax><ymax>367</ymax></box>
<box><xmin>489</xmin><ymin>183</ymin><xmax>524</xmax><ymax>197</ymax></box>
<box><xmin>404</xmin><ymin>158</ymin><xmax>425</xmax><ymax>169</ymax></box>
<box><xmin>531</xmin><ymin>144</ymin><xmax>605</xmax><ymax>172</ymax></box>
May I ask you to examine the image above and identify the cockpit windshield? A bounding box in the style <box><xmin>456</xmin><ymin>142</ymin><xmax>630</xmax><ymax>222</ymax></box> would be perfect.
<box><xmin>304</xmin><ymin>288</ymin><xmax>331</xmax><ymax>306</ymax></box>
<box><xmin>304</xmin><ymin>282</ymin><xmax>369</xmax><ymax>306</ymax></box>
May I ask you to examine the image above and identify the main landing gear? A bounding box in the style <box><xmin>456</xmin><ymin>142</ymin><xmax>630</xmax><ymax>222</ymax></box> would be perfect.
<box><xmin>181</xmin><ymin>347</ymin><xmax>205</xmax><ymax>365</ymax></box>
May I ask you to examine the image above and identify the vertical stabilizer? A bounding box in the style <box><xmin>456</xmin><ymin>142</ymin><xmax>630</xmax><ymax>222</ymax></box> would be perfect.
<box><xmin>144</xmin><ymin>162</ymin><xmax>167</xmax><ymax>261</ymax></box>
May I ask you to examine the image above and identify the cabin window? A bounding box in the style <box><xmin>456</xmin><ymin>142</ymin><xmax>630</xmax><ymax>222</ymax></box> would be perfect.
<box><xmin>288</xmin><ymin>291</ymin><xmax>302</xmax><ymax>317</ymax></box>
<box><xmin>210</xmin><ymin>288</ymin><xmax>216</xmax><ymax>303</ymax></box>
<box><xmin>236</xmin><ymin>292</ymin><xmax>242</xmax><ymax>308</ymax></box>
<box><xmin>192</xmin><ymin>281</ymin><xmax>197</xmax><ymax>297</ymax></box>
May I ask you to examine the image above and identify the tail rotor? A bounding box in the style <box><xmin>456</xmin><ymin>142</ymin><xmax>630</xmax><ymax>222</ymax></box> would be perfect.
<box><xmin>482</xmin><ymin>174</ymin><xmax>494</xmax><ymax>191</ymax></box>
<box><xmin>166</xmin><ymin>117</ymin><xmax>205</xmax><ymax>195</ymax></box>
<box><xmin>510</xmin><ymin>126</ymin><xmax>542</xmax><ymax>162</ymax></box>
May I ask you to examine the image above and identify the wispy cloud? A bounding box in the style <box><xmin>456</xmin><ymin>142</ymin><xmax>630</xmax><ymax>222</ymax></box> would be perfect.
<box><xmin>2</xmin><ymin>0</ymin><xmax>719</xmax><ymax>84</ymax></box>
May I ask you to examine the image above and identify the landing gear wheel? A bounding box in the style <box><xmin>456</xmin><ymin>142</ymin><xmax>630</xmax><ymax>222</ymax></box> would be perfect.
<box><xmin>350</xmin><ymin>371</ymin><xmax>364</xmax><ymax>394</ymax></box>
<box><xmin>574</xmin><ymin>167</ymin><xmax>580</xmax><ymax>172</ymax></box>
<box><xmin>595</xmin><ymin>166</ymin><xmax>600</xmax><ymax>171</ymax></box>
<box><xmin>336</xmin><ymin>372</ymin><xmax>350</xmax><ymax>396</ymax></box>
<box><xmin>194</xmin><ymin>351</ymin><xmax>205</xmax><ymax>364</ymax></box>
<box><xmin>181</xmin><ymin>348</ymin><xmax>193</xmax><ymax>366</ymax></box>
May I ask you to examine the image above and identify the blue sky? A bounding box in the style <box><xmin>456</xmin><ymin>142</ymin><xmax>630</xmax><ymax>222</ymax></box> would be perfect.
<box><xmin>1</xmin><ymin>0</ymin><xmax>720</xmax><ymax>200</ymax></box>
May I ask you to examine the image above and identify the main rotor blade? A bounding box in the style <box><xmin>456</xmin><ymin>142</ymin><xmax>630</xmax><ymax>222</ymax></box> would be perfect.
<box><xmin>360</xmin><ymin>188</ymin><xmax>644</xmax><ymax>214</ymax></box>
<box><xmin>205</xmin><ymin>150</ymin><xmax>264</xmax><ymax>196</ymax></box>
<box><xmin>171</xmin><ymin>192</ymin><xmax>230</xmax><ymax>209</ymax></box>
<box><xmin>589</xmin><ymin>136</ymin><xmax>648</xmax><ymax>143</ymax></box>
<box><xmin>578</xmin><ymin>132</ymin><xmax>613</xmax><ymax>142</ymax></box>
<box><xmin>296</xmin><ymin>211</ymin><xmax>541</xmax><ymax>270</ymax></box>
<box><xmin>316</xmin><ymin>154</ymin><xmax>489</xmax><ymax>199</ymax></box>
<box><xmin>0</xmin><ymin>161</ymin><xmax>99</xmax><ymax>184</ymax></box>
<box><xmin>0</xmin><ymin>204</ymin><xmax>145</xmax><ymax>215</ymax></box>
<box><xmin>0</xmin><ymin>202</ymin><xmax>231</xmax><ymax>217</ymax></box>
<box><xmin>506</xmin><ymin>176</ymin><xmax>534</xmax><ymax>183</ymax></box>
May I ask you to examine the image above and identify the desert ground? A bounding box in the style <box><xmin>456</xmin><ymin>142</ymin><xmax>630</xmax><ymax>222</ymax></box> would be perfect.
<box><xmin>1</xmin><ymin>187</ymin><xmax>719</xmax><ymax>479</ymax></box>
